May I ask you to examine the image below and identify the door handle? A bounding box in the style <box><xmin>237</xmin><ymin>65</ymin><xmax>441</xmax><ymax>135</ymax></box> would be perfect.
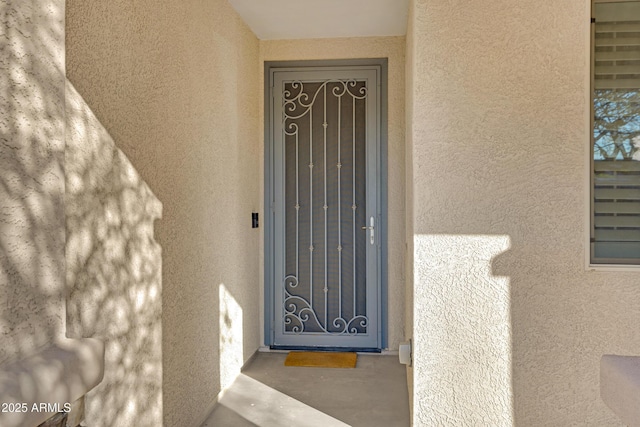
<box><xmin>361</xmin><ymin>216</ymin><xmax>375</xmax><ymax>245</ymax></box>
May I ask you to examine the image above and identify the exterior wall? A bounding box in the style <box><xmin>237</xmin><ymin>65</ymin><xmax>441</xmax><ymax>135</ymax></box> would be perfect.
<box><xmin>408</xmin><ymin>0</ymin><xmax>640</xmax><ymax>425</ymax></box>
<box><xmin>260</xmin><ymin>37</ymin><xmax>406</xmax><ymax>350</ymax></box>
<box><xmin>65</xmin><ymin>80</ymin><xmax>162</xmax><ymax>427</ymax></box>
<box><xmin>66</xmin><ymin>1</ymin><xmax>261</xmax><ymax>426</ymax></box>
<box><xmin>0</xmin><ymin>0</ymin><xmax>65</xmax><ymax>364</ymax></box>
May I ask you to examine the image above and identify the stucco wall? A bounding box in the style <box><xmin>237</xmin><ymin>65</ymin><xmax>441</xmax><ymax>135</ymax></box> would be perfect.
<box><xmin>408</xmin><ymin>0</ymin><xmax>640</xmax><ymax>425</ymax></box>
<box><xmin>260</xmin><ymin>37</ymin><xmax>406</xmax><ymax>350</ymax></box>
<box><xmin>66</xmin><ymin>1</ymin><xmax>261</xmax><ymax>426</ymax></box>
<box><xmin>0</xmin><ymin>0</ymin><xmax>65</xmax><ymax>365</ymax></box>
<box><xmin>65</xmin><ymin>80</ymin><xmax>162</xmax><ymax>427</ymax></box>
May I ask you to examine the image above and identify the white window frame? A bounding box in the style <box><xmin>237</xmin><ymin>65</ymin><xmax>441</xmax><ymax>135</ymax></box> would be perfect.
<box><xmin>587</xmin><ymin>0</ymin><xmax>640</xmax><ymax>270</ymax></box>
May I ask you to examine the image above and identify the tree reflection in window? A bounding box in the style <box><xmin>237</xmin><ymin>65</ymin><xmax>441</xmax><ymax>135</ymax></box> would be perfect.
<box><xmin>594</xmin><ymin>89</ymin><xmax>640</xmax><ymax>161</ymax></box>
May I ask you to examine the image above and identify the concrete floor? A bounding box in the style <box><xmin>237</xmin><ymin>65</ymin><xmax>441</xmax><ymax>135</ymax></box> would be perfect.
<box><xmin>201</xmin><ymin>352</ymin><xmax>410</xmax><ymax>427</ymax></box>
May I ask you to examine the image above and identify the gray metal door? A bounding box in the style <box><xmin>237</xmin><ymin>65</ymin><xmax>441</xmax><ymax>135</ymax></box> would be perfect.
<box><xmin>271</xmin><ymin>67</ymin><xmax>380</xmax><ymax>348</ymax></box>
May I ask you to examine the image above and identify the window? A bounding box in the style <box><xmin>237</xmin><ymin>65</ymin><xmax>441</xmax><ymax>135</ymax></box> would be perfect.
<box><xmin>592</xmin><ymin>0</ymin><xmax>640</xmax><ymax>265</ymax></box>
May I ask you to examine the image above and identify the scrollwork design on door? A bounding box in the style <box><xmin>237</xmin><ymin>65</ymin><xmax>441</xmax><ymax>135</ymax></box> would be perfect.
<box><xmin>282</xmin><ymin>79</ymin><xmax>369</xmax><ymax>336</ymax></box>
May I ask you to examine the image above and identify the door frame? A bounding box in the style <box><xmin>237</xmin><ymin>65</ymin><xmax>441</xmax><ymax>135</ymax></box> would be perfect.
<box><xmin>264</xmin><ymin>59</ymin><xmax>389</xmax><ymax>350</ymax></box>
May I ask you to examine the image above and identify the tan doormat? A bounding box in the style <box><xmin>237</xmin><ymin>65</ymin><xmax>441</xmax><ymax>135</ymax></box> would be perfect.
<box><xmin>284</xmin><ymin>351</ymin><xmax>357</xmax><ymax>368</ymax></box>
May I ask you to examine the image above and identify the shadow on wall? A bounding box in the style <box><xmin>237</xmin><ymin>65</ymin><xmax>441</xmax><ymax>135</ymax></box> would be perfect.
<box><xmin>1</xmin><ymin>2</ymin><xmax>163</xmax><ymax>425</ymax></box>
<box><xmin>0</xmin><ymin>0</ymin><xmax>66</xmax><ymax>367</ymax></box>
<box><xmin>1</xmin><ymin>2</ymin><xmax>106</xmax><ymax>425</ymax></box>
<box><xmin>65</xmin><ymin>81</ymin><xmax>163</xmax><ymax>427</ymax></box>
<box><xmin>491</xmin><ymin>229</ymin><xmax>639</xmax><ymax>424</ymax></box>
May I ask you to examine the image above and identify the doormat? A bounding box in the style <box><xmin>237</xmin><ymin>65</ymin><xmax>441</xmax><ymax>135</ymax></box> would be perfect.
<box><xmin>284</xmin><ymin>351</ymin><xmax>357</xmax><ymax>368</ymax></box>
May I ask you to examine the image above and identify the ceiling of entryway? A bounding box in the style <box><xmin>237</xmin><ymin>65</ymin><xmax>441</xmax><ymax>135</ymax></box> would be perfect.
<box><xmin>227</xmin><ymin>0</ymin><xmax>409</xmax><ymax>40</ymax></box>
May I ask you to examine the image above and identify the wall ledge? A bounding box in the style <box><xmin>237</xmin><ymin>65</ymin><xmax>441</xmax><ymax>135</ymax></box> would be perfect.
<box><xmin>601</xmin><ymin>354</ymin><xmax>640</xmax><ymax>427</ymax></box>
<box><xmin>0</xmin><ymin>338</ymin><xmax>104</xmax><ymax>427</ymax></box>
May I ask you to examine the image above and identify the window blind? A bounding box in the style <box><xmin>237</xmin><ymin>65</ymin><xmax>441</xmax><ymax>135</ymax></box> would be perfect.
<box><xmin>593</xmin><ymin>1</ymin><xmax>640</xmax><ymax>264</ymax></box>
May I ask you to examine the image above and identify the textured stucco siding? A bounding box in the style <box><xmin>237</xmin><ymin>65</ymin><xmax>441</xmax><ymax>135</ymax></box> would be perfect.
<box><xmin>65</xmin><ymin>81</ymin><xmax>162</xmax><ymax>427</ymax></box>
<box><xmin>66</xmin><ymin>1</ymin><xmax>261</xmax><ymax>426</ymax></box>
<box><xmin>408</xmin><ymin>0</ymin><xmax>640</xmax><ymax>425</ymax></box>
<box><xmin>0</xmin><ymin>0</ymin><xmax>66</xmax><ymax>365</ymax></box>
<box><xmin>260</xmin><ymin>37</ymin><xmax>406</xmax><ymax>351</ymax></box>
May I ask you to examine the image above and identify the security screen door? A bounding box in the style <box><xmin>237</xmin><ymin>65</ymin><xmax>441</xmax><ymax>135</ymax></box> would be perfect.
<box><xmin>271</xmin><ymin>67</ymin><xmax>381</xmax><ymax>348</ymax></box>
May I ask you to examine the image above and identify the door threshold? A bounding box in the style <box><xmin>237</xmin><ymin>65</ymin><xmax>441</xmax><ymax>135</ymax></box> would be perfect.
<box><xmin>269</xmin><ymin>345</ymin><xmax>381</xmax><ymax>354</ymax></box>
